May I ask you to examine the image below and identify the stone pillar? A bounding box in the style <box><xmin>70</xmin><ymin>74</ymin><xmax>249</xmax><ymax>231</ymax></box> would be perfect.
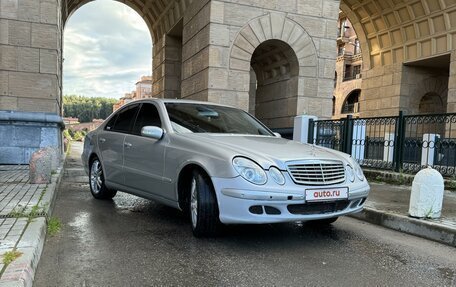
<box><xmin>0</xmin><ymin>0</ymin><xmax>62</xmax><ymax>113</ymax></box>
<box><xmin>152</xmin><ymin>35</ymin><xmax>182</xmax><ymax>99</ymax></box>
<box><xmin>359</xmin><ymin>64</ymin><xmax>402</xmax><ymax>117</ymax></box>
<box><xmin>180</xmin><ymin>0</ymin><xmax>211</xmax><ymax>102</ymax></box>
<box><xmin>448</xmin><ymin>51</ymin><xmax>456</xmax><ymax>113</ymax></box>
<box><xmin>0</xmin><ymin>0</ymin><xmax>63</xmax><ymax>164</ymax></box>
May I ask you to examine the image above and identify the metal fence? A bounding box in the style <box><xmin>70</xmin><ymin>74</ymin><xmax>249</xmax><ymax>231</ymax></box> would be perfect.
<box><xmin>308</xmin><ymin>112</ymin><xmax>456</xmax><ymax>176</ymax></box>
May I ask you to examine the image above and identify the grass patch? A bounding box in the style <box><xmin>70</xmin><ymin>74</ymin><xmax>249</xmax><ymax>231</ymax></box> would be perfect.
<box><xmin>2</xmin><ymin>249</ymin><xmax>22</xmax><ymax>266</ymax></box>
<box><xmin>47</xmin><ymin>217</ymin><xmax>61</xmax><ymax>236</ymax></box>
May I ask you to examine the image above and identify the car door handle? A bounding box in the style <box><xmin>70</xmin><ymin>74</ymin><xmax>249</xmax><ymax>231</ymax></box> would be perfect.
<box><xmin>99</xmin><ymin>138</ymin><xmax>106</xmax><ymax>143</ymax></box>
<box><xmin>124</xmin><ymin>142</ymin><xmax>132</xmax><ymax>148</ymax></box>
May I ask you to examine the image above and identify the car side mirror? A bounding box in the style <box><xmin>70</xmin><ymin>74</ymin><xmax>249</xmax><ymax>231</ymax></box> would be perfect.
<box><xmin>141</xmin><ymin>126</ymin><xmax>164</xmax><ymax>140</ymax></box>
<box><xmin>273</xmin><ymin>132</ymin><xmax>282</xmax><ymax>138</ymax></box>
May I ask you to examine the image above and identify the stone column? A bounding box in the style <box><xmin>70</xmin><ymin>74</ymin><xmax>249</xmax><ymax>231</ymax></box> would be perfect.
<box><xmin>180</xmin><ymin>0</ymin><xmax>211</xmax><ymax>102</ymax></box>
<box><xmin>152</xmin><ymin>35</ymin><xmax>182</xmax><ymax>99</ymax></box>
<box><xmin>0</xmin><ymin>0</ymin><xmax>63</xmax><ymax>164</ymax></box>
<box><xmin>0</xmin><ymin>0</ymin><xmax>62</xmax><ymax>113</ymax></box>
<box><xmin>448</xmin><ymin>51</ymin><xmax>456</xmax><ymax>113</ymax></box>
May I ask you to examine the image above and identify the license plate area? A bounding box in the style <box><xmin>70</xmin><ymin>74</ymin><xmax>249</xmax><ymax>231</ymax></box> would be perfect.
<box><xmin>305</xmin><ymin>187</ymin><xmax>348</xmax><ymax>202</ymax></box>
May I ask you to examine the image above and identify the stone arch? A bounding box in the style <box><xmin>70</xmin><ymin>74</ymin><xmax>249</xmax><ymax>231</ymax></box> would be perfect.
<box><xmin>413</xmin><ymin>76</ymin><xmax>449</xmax><ymax>114</ymax></box>
<box><xmin>340</xmin><ymin>0</ymin><xmax>456</xmax><ymax>67</ymax></box>
<box><xmin>341</xmin><ymin>89</ymin><xmax>361</xmax><ymax>114</ymax></box>
<box><xmin>230</xmin><ymin>13</ymin><xmax>325</xmax><ymax>127</ymax></box>
<box><xmin>229</xmin><ymin>13</ymin><xmax>317</xmax><ymax>74</ymax></box>
<box><xmin>64</xmin><ymin>0</ymin><xmax>155</xmax><ymax>41</ymax></box>
<box><xmin>63</xmin><ymin>0</ymin><xmax>190</xmax><ymax>43</ymax></box>
<box><xmin>249</xmin><ymin>39</ymin><xmax>300</xmax><ymax>128</ymax></box>
<box><xmin>419</xmin><ymin>92</ymin><xmax>445</xmax><ymax>114</ymax></box>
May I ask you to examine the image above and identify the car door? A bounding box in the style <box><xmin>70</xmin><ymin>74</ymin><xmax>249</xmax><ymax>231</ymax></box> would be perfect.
<box><xmin>98</xmin><ymin>104</ymin><xmax>140</xmax><ymax>185</ymax></box>
<box><xmin>123</xmin><ymin>103</ymin><xmax>170</xmax><ymax>198</ymax></box>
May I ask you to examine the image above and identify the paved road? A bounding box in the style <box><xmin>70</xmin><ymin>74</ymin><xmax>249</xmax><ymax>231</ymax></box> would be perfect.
<box><xmin>35</xmin><ymin>142</ymin><xmax>456</xmax><ymax>286</ymax></box>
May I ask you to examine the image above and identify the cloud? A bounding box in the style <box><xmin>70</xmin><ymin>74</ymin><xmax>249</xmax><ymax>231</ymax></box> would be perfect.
<box><xmin>63</xmin><ymin>0</ymin><xmax>152</xmax><ymax>99</ymax></box>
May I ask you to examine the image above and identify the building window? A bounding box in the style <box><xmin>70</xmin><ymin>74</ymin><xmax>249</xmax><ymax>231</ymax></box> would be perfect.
<box><xmin>339</xmin><ymin>18</ymin><xmax>348</xmax><ymax>37</ymax></box>
<box><xmin>353</xmin><ymin>65</ymin><xmax>361</xmax><ymax>77</ymax></box>
<box><xmin>338</xmin><ymin>44</ymin><xmax>345</xmax><ymax>56</ymax></box>
<box><xmin>354</xmin><ymin>38</ymin><xmax>361</xmax><ymax>55</ymax></box>
<box><xmin>342</xmin><ymin>90</ymin><xmax>360</xmax><ymax>114</ymax></box>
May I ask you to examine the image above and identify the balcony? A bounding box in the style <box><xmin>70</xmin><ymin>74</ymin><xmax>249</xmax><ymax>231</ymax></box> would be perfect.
<box><xmin>343</xmin><ymin>73</ymin><xmax>362</xmax><ymax>82</ymax></box>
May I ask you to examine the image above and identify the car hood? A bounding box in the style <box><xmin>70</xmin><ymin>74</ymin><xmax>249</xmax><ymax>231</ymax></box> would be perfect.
<box><xmin>183</xmin><ymin>134</ymin><xmax>350</xmax><ymax>170</ymax></box>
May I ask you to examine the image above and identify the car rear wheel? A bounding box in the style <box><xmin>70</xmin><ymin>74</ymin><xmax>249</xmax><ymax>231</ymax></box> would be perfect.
<box><xmin>89</xmin><ymin>158</ymin><xmax>117</xmax><ymax>200</ymax></box>
<box><xmin>189</xmin><ymin>170</ymin><xmax>220</xmax><ymax>237</ymax></box>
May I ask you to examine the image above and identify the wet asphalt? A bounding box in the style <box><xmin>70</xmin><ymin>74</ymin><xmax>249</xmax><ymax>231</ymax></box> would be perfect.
<box><xmin>34</xmin><ymin>143</ymin><xmax>456</xmax><ymax>286</ymax></box>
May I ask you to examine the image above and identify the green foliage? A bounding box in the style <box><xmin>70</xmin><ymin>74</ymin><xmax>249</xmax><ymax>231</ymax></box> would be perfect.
<box><xmin>63</xmin><ymin>95</ymin><xmax>117</xmax><ymax>123</ymax></box>
<box><xmin>2</xmin><ymin>249</ymin><xmax>22</xmax><ymax>266</ymax></box>
<box><xmin>47</xmin><ymin>217</ymin><xmax>62</xmax><ymax>236</ymax></box>
<box><xmin>63</xmin><ymin>129</ymin><xmax>73</xmax><ymax>141</ymax></box>
<box><xmin>73</xmin><ymin>130</ymin><xmax>87</xmax><ymax>142</ymax></box>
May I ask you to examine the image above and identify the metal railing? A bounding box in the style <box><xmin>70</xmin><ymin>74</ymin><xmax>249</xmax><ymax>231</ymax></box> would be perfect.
<box><xmin>308</xmin><ymin>111</ymin><xmax>456</xmax><ymax>176</ymax></box>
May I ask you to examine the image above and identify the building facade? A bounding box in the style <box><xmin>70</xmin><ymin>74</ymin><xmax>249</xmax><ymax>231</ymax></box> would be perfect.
<box><xmin>333</xmin><ymin>13</ymin><xmax>363</xmax><ymax>119</ymax></box>
<box><xmin>113</xmin><ymin>76</ymin><xmax>152</xmax><ymax>111</ymax></box>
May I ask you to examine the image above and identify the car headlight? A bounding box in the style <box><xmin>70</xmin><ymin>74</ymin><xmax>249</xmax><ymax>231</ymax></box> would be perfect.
<box><xmin>232</xmin><ymin>157</ymin><xmax>267</xmax><ymax>185</ymax></box>
<box><xmin>269</xmin><ymin>167</ymin><xmax>285</xmax><ymax>185</ymax></box>
<box><xmin>346</xmin><ymin>164</ymin><xmax>355</xmax><ymax>182</ymax></box>
<box><xmin>354</xmin><ymin>163</ymin><xmax>365</xmax><ymax>181</ymax></box>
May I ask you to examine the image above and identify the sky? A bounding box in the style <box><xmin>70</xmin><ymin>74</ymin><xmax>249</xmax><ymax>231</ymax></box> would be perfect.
<box><xmin>63</xmin><ymin>0</ymin><xmax>152</xmax><ymax>99</ymax></box>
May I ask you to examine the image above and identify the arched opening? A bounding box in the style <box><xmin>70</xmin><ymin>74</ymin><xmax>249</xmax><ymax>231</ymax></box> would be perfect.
<box><xmin>62</xmin><ymin>1</ymin><xmax>152</xmax><ymax>119</ymax></box>
<box><xmin>332</xmin><ymin>96</ymin><xmax>336</xmax><ymax>116</ymax></box>
<box><xmin>419</xmin><ymin>93</ymin><xmax>445</xmax><ymax>114</ymax></box>
<box><xmin>249</xmin><ymin>40</ymin><xmax>299</xmax><ymax>129</ymax></box>
<box><xmin>342</xmin><ymin>89</ymin><xmax>360</xmax><ymax>114</ymax></box>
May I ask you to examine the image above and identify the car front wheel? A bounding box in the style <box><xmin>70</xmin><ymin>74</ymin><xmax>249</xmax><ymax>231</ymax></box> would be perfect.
<box><xmin>89</xmin><ymin>158</ymin><xmax>117</xmax><ymax>200</ymax></box>
<box><xmin>189</xmin><ymin>170</ymin><xmax>220</xmax><ymax>237</ymax></box>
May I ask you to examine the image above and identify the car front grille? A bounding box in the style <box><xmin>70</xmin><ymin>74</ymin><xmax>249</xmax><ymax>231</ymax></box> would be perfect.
<box><xmin>287</xmin><ymin>160</ymin><xmax>345</xmax><ymax>185</ymax></box>
<box><xmin>287</xmin><ymin>200</ymin><xmax>349</xmax><ymax>215</ymax></box>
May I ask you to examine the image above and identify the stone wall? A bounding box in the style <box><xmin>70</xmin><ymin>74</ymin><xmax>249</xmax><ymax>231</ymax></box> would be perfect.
<box><xmin>360</xmin><ymin>62</ymin><xmax>449</xmax><ymax>117</ymax></box>
<box><xmin>0</xmin><ymin>111</ymin><xmax>63</xmax><ymax>164</ymax></box>
<box><xmin>0</xmin><ymin>0</ymin><xmax>63</xmax><ymax>114</ymax></box>
<box><xmin>201</xmin><ymin>0</ymin><xmax>339</xmax><ymax>128</ymax></box>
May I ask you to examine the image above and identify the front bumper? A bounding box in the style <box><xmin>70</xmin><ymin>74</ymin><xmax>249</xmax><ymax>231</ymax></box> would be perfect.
<box><xmin>211</xmin><ymin>175</ymin><xmax>370</xmax><ymax>224</ymax></box>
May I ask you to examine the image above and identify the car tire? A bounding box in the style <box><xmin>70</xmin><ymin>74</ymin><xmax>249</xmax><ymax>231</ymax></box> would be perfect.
<box><xmin>309</xmin><ymin>217</ymin><xmax>338</xmax><ymax>225</ymax></box>
<box><xmin>89</xmin><ymin>157</ymin><xmax>117</xmax><ymax>200</ymax></box>
<box><xmin>189</xmin><ymin>170</ymin><xmax>220</xmax><ymax>237</ymax></box>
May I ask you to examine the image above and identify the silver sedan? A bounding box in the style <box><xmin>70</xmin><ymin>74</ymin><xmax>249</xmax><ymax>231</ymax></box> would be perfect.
<box><xmin>82</xmin><ymin>99</ymin><xmax>370</xmax><ymax>237</ymax></box>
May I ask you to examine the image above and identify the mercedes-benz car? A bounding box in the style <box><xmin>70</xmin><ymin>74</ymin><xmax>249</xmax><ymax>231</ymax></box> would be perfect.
<box><xmin>82</xmin><ymin>99</ymin><xmax>370</xmax><ymax>237</ymax></box>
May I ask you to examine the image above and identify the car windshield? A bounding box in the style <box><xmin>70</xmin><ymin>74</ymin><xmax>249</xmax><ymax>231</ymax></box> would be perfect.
<box><xmin>165</xmin><ymin>103</ymin><xmax>274</xmax><ymax>135</ymax></box>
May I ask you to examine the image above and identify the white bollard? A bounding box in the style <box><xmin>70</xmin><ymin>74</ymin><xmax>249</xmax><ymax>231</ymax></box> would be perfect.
<box><xmin>409</xmin><ymin>167</ymin><xmax>444</xmax><ymax>218</ymax></box>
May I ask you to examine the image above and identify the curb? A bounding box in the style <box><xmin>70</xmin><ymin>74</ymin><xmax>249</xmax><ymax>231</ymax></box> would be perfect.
<box><xmin>0</xmin><ymin>153</ymin><xmax>66</xmax><ymax>287</ymax></box>
<box><xmin>349</xmin><ymin>207</ymin><xmax>456</xmax><ymax>247</ymax></box>
<box><xmin>0</xmin><ymin>219</ymin><xmax>46</xmax><ymax>287</ymax></box>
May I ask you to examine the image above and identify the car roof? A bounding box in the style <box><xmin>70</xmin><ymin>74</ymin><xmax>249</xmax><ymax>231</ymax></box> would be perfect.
<box><xmin>123</xmin><ymin>98</ymin><xmax>235</xmax><ymax>108</ymax></box>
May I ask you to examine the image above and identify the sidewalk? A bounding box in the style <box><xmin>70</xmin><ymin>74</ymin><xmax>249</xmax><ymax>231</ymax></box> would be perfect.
<box><xmin>351</xmin><ymin>182</ymin><xmax>456</xmax><ymax>247</ymax></box>
<box><xmin>0</xmin><ymin>162</ymin><xmax>63</xmax><ymax>287</ymax></box>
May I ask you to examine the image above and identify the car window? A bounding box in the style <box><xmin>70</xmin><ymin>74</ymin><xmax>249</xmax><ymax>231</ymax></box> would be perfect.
<box><xmin>105</xmin><ymin>114</ymin><xmax>118</xmax><ymax>131</ymax></box>
<box><xmin>112</xmin><ymin>104</ymin><xmax>140</xmax><ymax>133</ymax></box>
<box><xmin>132</xmin><ymin>103</ymin><xmax>162</xmax><ymax>135</ymax></box>
<box><xmin>165</xmin><ymin>103</ymin><xmax>274</xmax><ymax>135</ymax></box>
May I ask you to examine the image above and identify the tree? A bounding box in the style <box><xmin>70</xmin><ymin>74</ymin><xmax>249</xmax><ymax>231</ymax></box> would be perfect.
<box><xmin>63</xmin><ymin>95</ymin><xmax>117</xmax><ymax>122</ymax></box>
